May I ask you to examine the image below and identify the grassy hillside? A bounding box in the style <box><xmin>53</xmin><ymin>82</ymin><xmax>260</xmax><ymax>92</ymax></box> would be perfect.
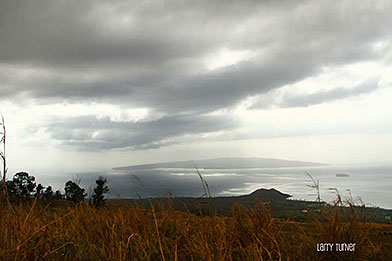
<box><xmin>119</xmin><ymin>188</ymin><xmax>392</xmax><ymax>224</ymax></box>
<box><xmin>1</xmin><ymin>196</ymin><xmax>391</xmax><ymax>260</ymax></box>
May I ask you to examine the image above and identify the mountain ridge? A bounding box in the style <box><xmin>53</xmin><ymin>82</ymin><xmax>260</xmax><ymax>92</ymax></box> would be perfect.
<box><xmin>114</xmin><ymin>157</ymin><xmax>328</xmax><ymax>170</ymax></box>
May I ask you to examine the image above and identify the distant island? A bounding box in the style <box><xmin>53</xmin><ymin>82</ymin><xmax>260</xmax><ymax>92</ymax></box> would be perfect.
<box><xmin>114</xmin><ymin>157</ymin><xmax>328</xmax><ymax>170</ymax></box>
<box><xmin>336</xmin><ymin>173</ymin><xmax>350</xmax><ymax>177</ymax></box>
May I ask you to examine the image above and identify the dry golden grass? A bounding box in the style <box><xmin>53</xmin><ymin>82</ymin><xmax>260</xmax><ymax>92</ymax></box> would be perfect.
<box><xmin>0</xmin><ymin>197</ymin><xmax>391</xmax><ymax>260</ymax></box>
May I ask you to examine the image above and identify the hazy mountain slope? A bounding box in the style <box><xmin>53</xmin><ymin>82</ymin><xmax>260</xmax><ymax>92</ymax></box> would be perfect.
<box><xmin>114</xmin><ymin>157</ymin><xmax>327</xmax><ymax>170</ymax></box>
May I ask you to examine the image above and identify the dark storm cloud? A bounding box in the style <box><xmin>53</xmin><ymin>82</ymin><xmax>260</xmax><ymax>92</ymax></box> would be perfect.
<box><xmin>1</xmin><ymin>1</ymin><xmax>390</xmax><ymax>107</ymax></box>
<box><xmin>45</xmin><ymin>113</ymin><xmax>237</xmax><ymax>150</ymax></box>
<box><xmin>0</xmin><ymin>0</ymin><xmax>277</xmax><ymax>68</ymax></box>
<box><xmin>1</xmin><ymin>0</ymin><xmax>391</xmax><ymax>149</ymax></box>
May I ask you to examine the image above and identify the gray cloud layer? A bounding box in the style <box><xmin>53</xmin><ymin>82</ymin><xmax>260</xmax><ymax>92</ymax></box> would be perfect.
<box><xmin>251</xmin><ymin>77</ymin><xmax>381</xmax><ymax>109</ymax></box>
<box><xmin>45</xmin><ymin>114</ymin><xmax>237</xmax><ymax>150</ymax></box>
<box><xmin>1</xmin><ymin>0</ymin><xmax>391</xmax><ymax>150</ymax></box>
<box><xmin>280</xmin><ymin>78</ymin><xmax>380</xmax><ymax>108</ymax></box>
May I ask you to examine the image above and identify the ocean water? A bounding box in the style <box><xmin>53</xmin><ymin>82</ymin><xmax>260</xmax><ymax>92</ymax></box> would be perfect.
<box><xmin>34</xmin><ymin>164</ymin><xmax>392</xmax><ymax>209</ymax></box>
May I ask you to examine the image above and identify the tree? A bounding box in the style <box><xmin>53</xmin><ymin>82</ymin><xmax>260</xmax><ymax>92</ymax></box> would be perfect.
<box><xmin>54</xmin><ymin>190</ymin><xmax>63</xmax><ymax>200</ymax></box>
<box><xmin>12</xmin><ymin>172</ymin><xmax>36</xmax><ymax>198</ymax></box>
<box><xmin>42</xmin><ymin>186</ymin><xmax>54</xmax><ymax>200</ymax></box>
<box><xmin>92</xmin><ymin>176</ymin><xmax>109</xmax><ymax>207</ymax></box>
<box><xmin>5</xmin><ymin>180</ymin><xmax>16</xmax><ymax>196</ymax></box>
<box><xmin>64</xmin><ymin>181</ymin><xmax>86</xmax><ymax>203</ymax></box>
<box><xmin>35</xmin><ymin>183</ymin><xmax>44</xmax><ymax>198</ymax></box>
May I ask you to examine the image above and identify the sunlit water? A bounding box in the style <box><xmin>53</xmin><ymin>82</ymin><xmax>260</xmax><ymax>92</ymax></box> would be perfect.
<box><xmin>34</xmin><ymin>164</ymin><xmax>392</xmax><ymax>209</ymax></box>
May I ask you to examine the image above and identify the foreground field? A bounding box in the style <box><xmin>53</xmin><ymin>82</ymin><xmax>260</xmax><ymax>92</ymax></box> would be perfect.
<box><xmin>1</xmin><ymin>199</ymin><xmax>391</xmax><ymax>260</ymax></box>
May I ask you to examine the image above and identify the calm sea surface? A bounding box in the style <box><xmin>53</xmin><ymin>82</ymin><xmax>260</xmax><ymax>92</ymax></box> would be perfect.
<box><xmin>36</xmin><ymin>164</ymin><xmax>392</xmax><ymax>209</ymax></box>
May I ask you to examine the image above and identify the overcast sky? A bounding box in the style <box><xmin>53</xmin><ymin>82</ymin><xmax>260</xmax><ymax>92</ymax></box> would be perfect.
<box><xmin>1</xmin><ymin>0</ymin><xmax>392</xmax><ymax>174</ymax></box>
